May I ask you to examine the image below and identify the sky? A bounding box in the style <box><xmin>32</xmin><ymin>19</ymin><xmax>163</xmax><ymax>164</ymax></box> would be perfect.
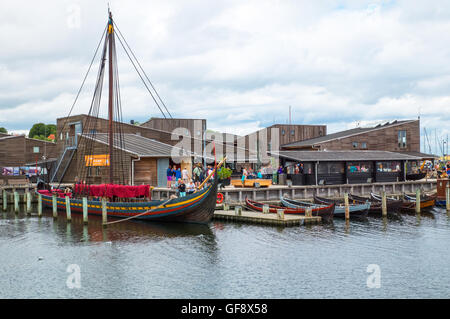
<box><xmin>1</xmin><ymin>0</ymin><xmax>450</xmax><ymax>154</ymax></box>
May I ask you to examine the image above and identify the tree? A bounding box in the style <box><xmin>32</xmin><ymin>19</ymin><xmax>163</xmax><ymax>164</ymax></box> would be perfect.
<box><xmin>0</xmin><ymin>127</ymin><xmax>7</xmax><ymax>134</ymax></box>
<box><xmin>29</xmin><ymin>123</ymin><xmax>56</xmax><ymax>141</ymax></box>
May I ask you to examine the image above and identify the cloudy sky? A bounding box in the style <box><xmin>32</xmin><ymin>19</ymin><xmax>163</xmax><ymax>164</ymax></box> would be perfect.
<box><xmin>1</xmin><ymin>0</ymin><xmax>450</xmax><ymax>154</ymax></box>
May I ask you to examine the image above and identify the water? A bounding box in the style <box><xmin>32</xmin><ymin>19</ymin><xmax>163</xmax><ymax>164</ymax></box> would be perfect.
<box><xmin>1</xmin><ymin>205</ymin><xmax>450</xmax><ymax>298</ymax></box>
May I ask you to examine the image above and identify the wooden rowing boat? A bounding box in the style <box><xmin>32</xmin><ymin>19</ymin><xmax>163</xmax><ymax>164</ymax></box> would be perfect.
<box><xmin>313</xmin><ymin>195</ymin><xmax>370</xmax><ymax>218</ymax></box>
<box><xmin>349</xmin><ymin>193</ymin><xmax>403</xmax><ymax>215</ymax></box>
<box><xmin>245</xmin><ymin>197</ymin><xmax>334</xmax><ymax>222</ymax></box>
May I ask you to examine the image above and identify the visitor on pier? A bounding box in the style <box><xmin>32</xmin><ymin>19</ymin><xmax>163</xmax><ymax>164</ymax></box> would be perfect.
<box><xmin>166</xmin><ymin>165</ymin><xmax>173</xmax><ymax>188</ymax></box>
<box><xmin>182</xmin><ymin>166</ymin><xmax>189</xmax><ymax>182</ymax></box>
<box><xmin>175</xmin><ymin>166</ymin><xmax>181</xmax><ymax>180</ymax></box>
<box><xmin>257</xmin><ymin>169</ymin><xmax>263</xmax><ymax>179</ymax></box>
<box><xmin>193</xmin><ymin>164</ymin><xmax>202</xmax><ymax>187</ymax></box>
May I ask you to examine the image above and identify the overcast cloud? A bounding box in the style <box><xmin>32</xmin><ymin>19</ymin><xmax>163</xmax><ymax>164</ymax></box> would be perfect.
<box><xmin>1</xmin><ymin>0</ymin><xmax>450</xmax><ymax>154</ymax></box>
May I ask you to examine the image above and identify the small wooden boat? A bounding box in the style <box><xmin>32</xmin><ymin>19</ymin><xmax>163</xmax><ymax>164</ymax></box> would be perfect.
<box><xmin>313</xmin><ymin>195</ymin><xmax>370</xmax><ymax>218</ymax></box>
<box><xmin>245</xmin><ymin>197</ymin><xmax>334</xmax><ymax>222</ymax></box>
<box><xmin>406</xmin><ymin>172</ymin><xmax>427</xmax><ymax>181</ymax></box>
<box><xmin>349</xmin><ymin>193</ymin><xmax>403</xmax><ymax>215</ymax></box>
<box><xmin>400</xmin><ymin>193</ymin><xmax>436</xmax><ymax>212</ymax></box>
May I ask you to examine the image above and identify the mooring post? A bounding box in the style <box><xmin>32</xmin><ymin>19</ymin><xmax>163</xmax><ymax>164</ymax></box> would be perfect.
<box><xmin>344</xmin><ymin>193</ymin><xmax>350</xmax><ymax>220</ymax></box>
<box><xmin>446</xmin><ymin>184</ymin><xmax>450</xmax><ymax>212</ymax></box>
<box><xmin>102</xmin><ymin>197</ymin><xmax>107</xmax><ymax>227</ymax></box>
<box><xmin>234</xmin><ymin>205</ymin><xmax>242</xmax><ymax>216</ymax></box>
<box><xmin>82</xmin><ymin>197</ymin><xmax>88</xmax><ymax>225</ymax></box>
<box><xmin>223</xmin><ymin>202</ymin><xmax>229</xmax><ymax>211</ymax></box>
<box><xmin>26</xmin><ymin>190</ymin><xmax>31</xmax><ymax>214</ymax></box>
<box><xmin>381</xmin><ymin>191</ymin><xmax>387</xmax><ymax>217</ymax></box>
<box><xmin>305</xmin><ymin>207</ymin><xmax>312</xmax><ymax>218</ymax></box>
<box><xmin>65</xmin><ymin>195</ymin><xmax>71</xmax><ymax>222</ymax></box>
<box><xmin>415</xmin><ymin>188</ymin><xmax>421</xmax><ymax>214</ymax></box>
<box><xmin>14</xmin><ymin>191</ymin><xmax>19</xmax><ymax>213</ymax></box>
<box><xmin>276</xmin><ymin>208</ymin><xmax>285</xmax><ymax>220</ymax></box>
<box><xmin>262</xmin><ymin>204</ymin><xmax>270</xmax><ymax>214</ymax></box>
<box><xmin>52</xmin><ymin>194</ymin><xmax>57</xmax><ymax>218</ymax></box>
<box><xmin>2</xmin><ymin>189</ymin><xmax>6</xmax><ymax>211</ymax></box>
<box><xmin>37</xmin><ymin>194</ymin><xmax>42</xmax><ymax>217</ymax></box>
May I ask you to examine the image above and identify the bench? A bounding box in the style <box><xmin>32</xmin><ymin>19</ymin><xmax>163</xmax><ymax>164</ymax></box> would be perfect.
<box><xmin>231</xmin><ymin>179</ymin><xmax>272</xmax><ymax>188</ymax></box>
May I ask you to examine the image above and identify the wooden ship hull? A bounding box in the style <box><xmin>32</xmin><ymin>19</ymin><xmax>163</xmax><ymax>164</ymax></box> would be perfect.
<box><xmin>37</xmin><ymin>179</ymin><xmax>218</xmax><ymax>224</ymax></box>
<box><xmin>245</xmin><ymin>197</ymin><xmax>335</xmax><ymax>222</ymax></box>
<box><xmin>349</xmin><ymin>193</ymin><xmax>403</xmax><ymax>214</ymax></box>
<box><xmin>313</xmin><ymin>195</ymin><xmax>370</xmax><ymax>218</ymax></box>
<box><xmin>400</xmin><ymin>193</ymin><xmax>436</xmax><ymax>212</ymax></box>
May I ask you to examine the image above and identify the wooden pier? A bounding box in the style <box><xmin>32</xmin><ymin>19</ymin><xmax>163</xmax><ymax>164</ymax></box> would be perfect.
<box><xmin>213</xmin><ymin>209</ymin><xmax>321</xmax><ymax>226</ymax></box>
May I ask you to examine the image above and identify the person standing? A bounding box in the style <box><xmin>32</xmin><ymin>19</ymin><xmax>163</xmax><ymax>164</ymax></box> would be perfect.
<box><xmin>182</xmin><ymin>166</ymin><xmax>189</xmax><ymax>182</ymax></box>
<box><xmin>166</xmin><ymin>165</ymin><xmax>173</xmax><ymax>188</ymax></box>
<box><xmin>193</xmin><ymin>164</ymin><xmax>202</xmax><ymax>187</ymax></box>
<box><xmin>175</xmin><ymin>166</ymin><xmax>182</xmax><ymax>181</ymax></box>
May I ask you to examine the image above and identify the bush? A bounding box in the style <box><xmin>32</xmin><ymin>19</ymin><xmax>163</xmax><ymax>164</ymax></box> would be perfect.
<box><xmin>218</xmin><ymin>167</ymin><xmax>232</xmax><ymax>179</ymax></box>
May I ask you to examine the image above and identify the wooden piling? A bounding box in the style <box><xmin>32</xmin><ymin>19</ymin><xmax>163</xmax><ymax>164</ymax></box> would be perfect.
<box><xmin>381</xmin><ymin>191</ymin><xmax>387</xmax><ymax>217</ymax></box>
<box><xmin>2</xmin><ymin>189</ymin><xmax>6</xmax><ymax>211</ymax></box>
<box><xmin>344</xmin><ymin>193</ymin><xmax>350</xmax><ymax>220</ymax></box>
<box><xmin>37</xmin><ymin>194</ymin><xmax>42</xmax><ymax>217</ymax></box>
<box><xmin>305</xmin><ymin>207</ymin><xmax>312</xmax><ymax>218</ymax></box>
<box><xmin>276</xmin><ymin>209</ymin><xmax>285</xmax><ymax>220</ymax></box>
<box><xmin>52</xmin><ymin>194</ymin><xmax>57</xmax><ymax>218</ymax></box>
<box><xmin>446</xmin><ymin>184</ymin><xmax>450</xmax><ymax>212</ymax></box>
<box><xmin>415</xmin><ymin>188</ymin><xmax>421</xmax><ymax>214</ymax></box>
<box><xmin>102</xmin><ymin>197</ymin><xmax>107</xmax><ymax>227</ymax></box>
<box><xmin>234</xmin><ymin>205</ymin><xmax>242</xmax><ymax>216</ymax></box>
<box><xmin>14</xmin><ymin>191</ymin><xmax>19</xmax><ymax>213</ymax></box>
<box><xmin>82</xmin><ymin>197</ymin><xmax>88</xmax><ymax>225</ymax></box>
<box><xmin>223</xmin><ymin>203</ymin><xmax>229</xmax><ymax>211</ymax></box>
<box><xmin>65</xmin><ymin>196</ymin><xmax>71</xmax><ymax>222</ymax></box>
<box><xmin>26</xmin><ymin>190</ymin><xmax>31</xmax><ymax>214</ymax></box>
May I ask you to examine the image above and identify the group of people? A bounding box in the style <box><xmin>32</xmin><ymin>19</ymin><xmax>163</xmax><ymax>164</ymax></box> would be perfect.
<box><xmin>166</xmin><ymin>164</ymin><xmax>216</xmax><ymax>197</ymax></box>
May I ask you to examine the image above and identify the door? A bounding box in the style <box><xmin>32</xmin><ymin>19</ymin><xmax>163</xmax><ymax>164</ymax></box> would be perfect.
<box><xmin>157</xmin><ymin>158</ymin><xmax>169</xmax><ymax>187</ymax></box>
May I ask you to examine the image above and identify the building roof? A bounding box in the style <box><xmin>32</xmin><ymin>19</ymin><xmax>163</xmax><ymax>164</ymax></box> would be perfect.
<box><xmin>270</xmin><ymin>150</ymin><xmax>422</xmax><ymax>162</ymax></box>
<box><xmin>281</xmin><ymin>120</ymin><xmax>417</xmax><ymax>148</ymax></box>
<box><xmin>81</xmin><ymin>133</ymin><xmax>211</xmax><ymax>159</ymax></box>
<box><xmin>396</xmin><ymin>151</ymin><xmax>440</xmax><ymax>160</ymax></box>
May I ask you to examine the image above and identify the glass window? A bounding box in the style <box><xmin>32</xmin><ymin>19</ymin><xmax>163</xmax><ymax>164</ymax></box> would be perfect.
<box><xmin>398</xmin><ymin>131</ymin><xmax>407</xmax><ymax>148</ymax></box>
<box><xmin>361</xmin><ymin>142</ymin><xmax>367</xmax><ymax>149</ymax></box>
<box><xmin>290</xmin><ymin>130</ymin><xmax>295</xmax><ymax>136</ymax></box>
<box><xmin>281</xmin><ymin>129</ymin><xmax>285</xmax><ymax>136</ymax></box>
<box><xmin>347</xmin><ymin>162</ymin><xmax>373</xmax><ymax>173</ymax></box>
<box><xmin>352</xmin><ymin>142</ymin><xmax>358</xmax><ymax>148</ymax></box>
<box><xmin>33</xmin><ymin>147</ymin><xmax>40</xmax><ymax>153</ymax></box>
<box><xmin>318</xmin><ymin>163</ymin><xmax>328</xmax><ymax>174</ymax></box>
<box><xmin>303</xmin><ymin>163</ymin><xmax>313</xmax><ymax>174</ymax></box>
<box><xmin>376</xmin><ymin>161</ymin><xmax>401</xmax><ymax>173</ymax></box>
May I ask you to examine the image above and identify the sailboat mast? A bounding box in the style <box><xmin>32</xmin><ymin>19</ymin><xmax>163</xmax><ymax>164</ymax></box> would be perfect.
<box><xmin>108</xmin><ymin>11</ymin><xmax>114</xmax><ymax>184</ymax></box>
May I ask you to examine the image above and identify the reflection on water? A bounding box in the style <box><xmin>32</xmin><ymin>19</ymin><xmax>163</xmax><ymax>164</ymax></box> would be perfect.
<box><xmin>1</xmin><ymin>205</ymin><xmax>450</xmax><ymax>298</ymax></box>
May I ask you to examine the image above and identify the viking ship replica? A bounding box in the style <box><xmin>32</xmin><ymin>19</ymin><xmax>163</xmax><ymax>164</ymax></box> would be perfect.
<box><xmin>37</xmin><ymin>11</ymin><xmax>221</xmax><ymax>224</ymax></box>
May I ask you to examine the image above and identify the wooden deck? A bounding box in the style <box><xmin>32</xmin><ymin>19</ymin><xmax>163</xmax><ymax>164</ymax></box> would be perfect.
<box><xmin>213</xmin><ymin>209</ymin><xmax>321</xmax><ymax>226</ymax></box>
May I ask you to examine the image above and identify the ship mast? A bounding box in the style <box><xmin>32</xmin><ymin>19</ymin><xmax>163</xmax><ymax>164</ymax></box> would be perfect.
<box><xmin>108</xmin><ymin>10</ymin><xmax>114</xmax><ymax>184</ymax></box>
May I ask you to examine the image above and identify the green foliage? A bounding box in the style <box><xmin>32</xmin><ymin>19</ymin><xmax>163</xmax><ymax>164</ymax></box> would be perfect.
<box><xmin>218</xmin><ymin>167</ymin><xmax>232</xmax><ymax>179</ymax></box>
<box><xmin>29</xmin><ymin>123</ymin><xmax>56</xmax><ymax>140</ymax></box>
<box><xmin>0</xmin><ymin>127</ymin><xmax>7</xmax><ymax>134</ymax></box>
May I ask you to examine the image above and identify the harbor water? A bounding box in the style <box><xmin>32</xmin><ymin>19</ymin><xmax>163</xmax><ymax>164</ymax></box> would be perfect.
<box><xmin>1</xmin><ymin>205</ymin><xmax>450</xmax><ymax>298</ymax></box>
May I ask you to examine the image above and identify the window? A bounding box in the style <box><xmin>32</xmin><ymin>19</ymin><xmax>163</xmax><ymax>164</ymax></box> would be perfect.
<box><xmin>398</xmin><ymin>130</ymin><xmax>407</xmax><ymax>148</ymax></box>
<box><xmin>290</xmin><ymin>130</ymin><xmax>295</xmax><ymax>136</ymax></box>
<box><xmin>281</xmin><ymin>129</ymin><xmax>285</xmax><ymax>136</ymax></box>
<box><xmin>33</xmin><ymin>147</ymin><xmax>40</xmax><ymax>153</ymax></box>
<box><xmin>361</xmin><ymin>142</ymin><xmax>367</xmax><ymax>149</ymax></box>
<box><xmin>376</xmin><ymin>161</ymin><xmax>401</xmax><ymax>173</ymax></box>
<box><xmin>352</xmin><ymin>142</ymin><xmax>358</xmax><ymax>148</ymax></box>
<box><xmin>347</xmin><ymin>162</ymin><xmax>373</xmax><ymax>173</ymax></box>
